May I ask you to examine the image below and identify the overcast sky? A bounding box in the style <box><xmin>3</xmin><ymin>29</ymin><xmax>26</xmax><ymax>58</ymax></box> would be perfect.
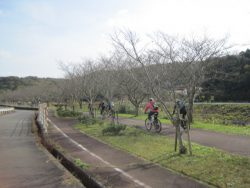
<box><xmin>0</xmin><ymin>0</ymin><xmax>250</xmax><ymax>78</ymax></box>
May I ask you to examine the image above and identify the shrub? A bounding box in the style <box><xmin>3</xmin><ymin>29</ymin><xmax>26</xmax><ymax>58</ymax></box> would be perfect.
<box><xmin>57</xmin><ymin>108</ymin><xmax>81</xmax><ymax>117</ymax></box>
<box><xmin>118</xmin><ymin>105</ymin><xmax>127</xmax><ymax>113</ymax></box>
<box><xmin>194</xmin><ymin>104</ymin><xmax>250</xmax><ymax>125</ymax></box>
<box><xmin>118</xmin><ymin>104</ymin><xmax>137</xmax><ymax>114</ymax></box>
<box><xmin>78</xmin><ymin>115</ymin><xmax>98</xmax><ymax>125</ymax></box>
<box><xmin>102</xmin><ymin>124</ymin><xmax>126</xmax><ymax>136</ymax></box>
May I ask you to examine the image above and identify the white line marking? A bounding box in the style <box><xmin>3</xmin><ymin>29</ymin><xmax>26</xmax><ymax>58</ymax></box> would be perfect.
<box><xmin>48</xmin><ymin>119</ymin><xmax>151</xmax><ymax>188</ymax></box>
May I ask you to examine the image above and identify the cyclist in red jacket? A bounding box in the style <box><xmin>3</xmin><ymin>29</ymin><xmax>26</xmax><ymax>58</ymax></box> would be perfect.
<box><xmin>144</xmin><ymin>98</ymin><xmax>159</xmax><ymax>123</ymax></box>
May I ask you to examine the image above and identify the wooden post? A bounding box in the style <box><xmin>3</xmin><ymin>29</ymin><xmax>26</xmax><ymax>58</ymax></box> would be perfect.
<box><xmin>176</xmin><ymin>111</ymin><xmax>186</xmax><ymax>154</ymax></box>
<box><xmin>116</xmin><ymin>111</ymin><xmax>119</xmax><ymax>124</ymax></box>
<box><xmin>174</xmin><ymin>126</ymin><xmax>178</xmax><ymax>152</ymax></box>
<box><xmin>186</xmin><ymin>121</ymin><xmax>192</xmax><ymax>155</ymax></box>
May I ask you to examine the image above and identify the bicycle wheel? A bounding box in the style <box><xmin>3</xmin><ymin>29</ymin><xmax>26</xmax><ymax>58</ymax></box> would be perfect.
<box><xmin>154</xmin><ymin>119</ymin><xmax>162</xmax><ymax>133</ymax></box>
<box><xmin>110</xmin><ymin>110</ymin><xmax>116</xmax><ymax>122</ymax></box>
<box><xmin>145</xmin><ymin>118</ymin><xmax>152</xmax><ymax>131</ymax></box>
<box><xmin>181</xmin><ymin>120</ymin><xmax>190</xmax><ymax>131</ymax></box>
<box><xmin>102</xmin><ymin>110</ymin><xmax>107</xmax><ymax>120</ymax></box>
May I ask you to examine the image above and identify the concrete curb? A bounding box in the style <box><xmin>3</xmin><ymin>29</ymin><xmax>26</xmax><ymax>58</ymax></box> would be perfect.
<box><xmin>0</xmin><ymin>104</ymin><xmax>38</xmax><ymax>111</ymax></box>
<box><xmin>35</xmin><ymin>114</ymin><xmax>104</xmax><ymax>188</ymax></box>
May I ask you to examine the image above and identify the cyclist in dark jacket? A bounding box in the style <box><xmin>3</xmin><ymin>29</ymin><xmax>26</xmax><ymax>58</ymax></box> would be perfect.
<box><xmin>98</xmin><ymin>101</ymin><xmax>105</xmax><ymax>115</ymax></box>
<box><xmin>173</xmin><ymin>99</ymin><xmax>187</xmax><ymax>129</ymax></box>
<box><xmin>173</xmin><ymin>99</ymin><xmax>187</xmax><ymax>119</ymax></box>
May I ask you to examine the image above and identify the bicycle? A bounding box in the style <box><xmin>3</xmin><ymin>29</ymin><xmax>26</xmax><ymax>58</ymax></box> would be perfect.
<box><xmin>102</xmin><ymin>107</ymin><xmax>116</xmax><ymax>122</ymax></box>
<box><xmin>172</xmin><ymin>116</ymin><xmax>190</xmax><ymax>132</ymax></box>
<box><xmin>180</xmin><ymin>116</ymin><xmax>191</xmax><ymax>131</ymax></box>
<box><xmin>102</xmin><ymin>108</ymin><xmax>112</xmax><ymax>119</ymax></box>
<box><xmin>145</xmin><ymin>113</ymin><xmax>162</xmax><ymax>133</ymax></box>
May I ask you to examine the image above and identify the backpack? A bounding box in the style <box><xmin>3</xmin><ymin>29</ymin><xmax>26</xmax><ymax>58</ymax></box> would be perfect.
<box><xmin>177</xmin><ymin>100</ymin><xmax>185</xmax><ymax>110</ymax></box>
<box><xmin>153</xmin><ymin>103</ymin><xmax>158</xmax><ymax>110</ymax></box>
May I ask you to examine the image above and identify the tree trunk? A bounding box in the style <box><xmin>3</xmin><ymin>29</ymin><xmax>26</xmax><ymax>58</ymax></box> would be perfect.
<box><xmin>187</xmin><ymin>85</ymin><xmax>195</xmax><ymax>123</ymax></box>
<box><xmin>135</xmin><ymin>105</ymin><xmax>139</xmax><ymax>116</ymax></box>
<box><xmin>177</xmin><ymin>117</ymin><xmax>186</xmax><ymax>154</ymax></box>
<box><xmin>79</xmin><ymin>100</ymin><xmax>83</xmax><ymax>109</ymax></box>
<box><xmin>89</xmin><ymin>100</ymin><xmax>94</xmax><ymax>118</ymax></box>
<box><xmin>173</xmin><ymin>107</ymin><xmax>187</xmax><ymax>154</ymax></box>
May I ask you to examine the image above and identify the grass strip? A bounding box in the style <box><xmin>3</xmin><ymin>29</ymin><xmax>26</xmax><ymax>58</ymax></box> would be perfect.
<box><xmin>74</xmin><ymin>122</ymin><xmax>250</xmax><ymax>188</ymax></box>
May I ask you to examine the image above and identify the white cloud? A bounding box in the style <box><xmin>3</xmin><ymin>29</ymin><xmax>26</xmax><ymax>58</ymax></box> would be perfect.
<box><xmin>106</xmin><ymin>9</ymin><xmax>130</xmax><ymax>27</ymax></box>
<box><xmin>105</xmin><ymin>0</ymin><xmax>250</xmax><ymax>45</ymax></box>
<box><xmin>0</xmin><ymin>49</ymin><xmax>11</xmax><ymax>59</ymax></box>
<box><xmin>1</xmin><ymin>0</ymin><xmax>250</xmax><ymax>77</ymax></box>
<box><xmin>20</xmin><ymin>2</ymin><xmax>57</xmax><ymax>25</ymax></box>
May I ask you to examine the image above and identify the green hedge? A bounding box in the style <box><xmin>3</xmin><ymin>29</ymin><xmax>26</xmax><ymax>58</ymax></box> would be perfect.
<box><xmin>194</xmin><ymin>104</ymin><xmax>250</xmax><ymax>125</ymax></box>
<box><xmin>102</xmin><ymin>123</ymin><xmax>127</xmax><ymax>136</ymax></box>
<box><xmin>56</xmin><ymin>107</ymin><xmax>81</xmax><ymax>117</ymax></box>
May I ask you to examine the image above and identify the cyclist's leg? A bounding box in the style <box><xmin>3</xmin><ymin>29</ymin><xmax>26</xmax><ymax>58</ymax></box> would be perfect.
<box><xmin>153</xmin><ymin>112</ymin><xmax>158</xmax><ymax>125</ymax></box>
<box><xmin>111</xmin><ymin>109</ymin><xmax>115</xmax><ymax>119</ymax></box>
<box><xmin>180</xmin><ymin>112</ymin><xmax>187</xmax><ymax>130</ymax></box>
<box><xmin>153</xmin><ymin>112</ymin><xmax>158</xmax><ymax>120</ymax></box>
<box><xmin>148</xmin><ymin>111</ymin><xmax>154</xmax><ymax>124</ymax></box>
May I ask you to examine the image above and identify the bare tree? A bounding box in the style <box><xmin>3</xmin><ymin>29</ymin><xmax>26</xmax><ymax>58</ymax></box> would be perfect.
<box><xmin>153</xmin><ymin>32</ymin><xmax>228</xmax><ymax>122</ymax></box>
<box><xmin>99</xmin><ymin>55</ymin><xmax>119</xmax><ymax>105</ymax></box>
<box><xmin>0</xmin><ymin>78</ymin><xmax>62</xmax><ymax>107</ymax></box>
<box><xmin>59</xmin><ymin>63</ymin><xmax>79</xmax><ymax>110</ymax></box>
<box><xmin>111</xmin><ymin>30</ymin><xmax>188</xmax><ymax>153</ymax></box>
<box><xmin>111</xmin><ymin>29</ymin><xmax>229</xmax><ymax>154</ymax></box>
<box><xmin>117</xmin><ymin>58</ymin><xmax>148</xmax><ymax>116</ymax></box>
<box><xmin>74</xmin><ymin>60</ymin><xmax>103</xmax><ymax>117</ymax></box>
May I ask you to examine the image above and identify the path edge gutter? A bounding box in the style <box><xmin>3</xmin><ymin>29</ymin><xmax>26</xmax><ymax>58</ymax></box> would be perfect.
<box><xmin>34</xmin><ymin>113</ymin><xmax>104</xmax><ymax>188</ymax></box>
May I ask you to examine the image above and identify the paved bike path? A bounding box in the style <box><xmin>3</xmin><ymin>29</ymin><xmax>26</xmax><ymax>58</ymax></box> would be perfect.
<box><xmin>0</xmin><ymin>110</ymin><xmax>83</xmax><ymax>188</ymax></box>
<box><xmin>118</xmin><ymin>118</ymin><xmax>250</xmax><ymax>157</ymax></box>
<box><xmin>48</xmin><ymin>114</ymin><xmax>209</xmax><ymax>188</ymax></box>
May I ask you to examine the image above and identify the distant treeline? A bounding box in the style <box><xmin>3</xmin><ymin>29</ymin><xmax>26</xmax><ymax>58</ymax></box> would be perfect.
<box><xmin>197</xmin><ymin>49</ymin><xmax>250</xmax><ymax>102</ymax></box>
<box><xmin>0</xmin><ymin>76</ymin><xmax>39</xmax><ymax>90</ymax></box>
<box><xmin>1</xmin><ymin>49</ymin><xmax>249</xmax><ymax>102</ymax></box>
<box><xmin>0</xmin><ymin>76</ymin><xmax>60</xmax><ymax>91</ymax></box>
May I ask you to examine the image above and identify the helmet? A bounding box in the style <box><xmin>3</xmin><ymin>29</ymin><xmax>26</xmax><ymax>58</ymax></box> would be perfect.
<box><xmin>149</xmin><ymin>98</ymin><xmax>154</xmax><ymax>101</ymax></box>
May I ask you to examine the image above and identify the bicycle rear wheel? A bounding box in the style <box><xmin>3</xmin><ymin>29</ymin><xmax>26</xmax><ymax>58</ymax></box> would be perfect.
<box><xmin>154</xmin><ymin>119</ymin><xmax>162</xmax><ymax>133</ymax></box>
<box><xmin>145</xmin><ymin>118</ymin><xmax>152</xmax><ymax>131</ymax></box>
<box><xmin>102</xmin><ymin>109</ymin><xmax>109</xmax><ymax>120</ymax></box>
<box><xmin>181</xmin><ymin>120</ymin><xmax>190</xmax><ymax>131</ymax></box>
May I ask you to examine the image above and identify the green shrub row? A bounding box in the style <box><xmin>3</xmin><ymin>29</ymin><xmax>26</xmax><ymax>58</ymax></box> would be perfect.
<box><xmin>78</xmin><ymin>115</ymin><xmax>99</xmax><ymax>125</ymax></box>
<box><xmin>77</xmin><ymin>114</ymin><xmax>127</xmax><ymax>136</ymax></box>
<box><xmin>194</xmin><ymin>104</ymin><xmax>250</xmax><ymax>125</ymax></box>
<box><xmin>56</xmin><ymin>107</ymin><xmax>81</xmax><ymax>117</ymax></box>
<box><xmin>118</xmin><ymin>104</ymin><xmax>137</xmax><ymax>114</ymax></box>
<box><xmin>102</xmin><ymin>124</ymin><xmax>127</xmax><ymax>136</ymax></box>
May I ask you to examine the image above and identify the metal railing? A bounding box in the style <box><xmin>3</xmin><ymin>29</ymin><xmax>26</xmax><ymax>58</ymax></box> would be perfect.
<box><xmin>0</xmin><ymin>107</ymin><xmax>15</xmax><ymax>115</ymax></box>
<box><xmin>37</xmin><ymin>104</ymin><xmax>48</xmax><ymax>133</ymax></box>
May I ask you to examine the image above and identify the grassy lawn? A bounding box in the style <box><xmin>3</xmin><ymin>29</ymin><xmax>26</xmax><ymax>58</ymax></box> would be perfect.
<box><xmin>74</xmin><ymin>122</ymin><xmax>250</xmax><ymax>188</ymax></box>
<box><xmin>192</xmin><ymin>121</ymin><xmax>250</xmax><ymax>136</ymax></box>
<box><xmin>118</xmin><ymin>113</ymin><xmax>250</xmax><ymax>136</ymax></box>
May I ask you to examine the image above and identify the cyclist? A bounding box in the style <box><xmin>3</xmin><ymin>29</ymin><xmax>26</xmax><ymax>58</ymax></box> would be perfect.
<box><xmin>144</xmin><ymin>98</ymin><xmax>159</xmax><ymax>124</ymax></box>
<box><xmin>106</xmin><ymin>101</ymin><xmax>115</xmax><ymax>117</ymax></box>
<box><xmin>98</xmin><ymin>101</ymin><xmax>106</xmax><ymax>115</ymax></box>
<box><xmin>107</xmin><ymin>101</ymin><xmax>114</xmax><ymax>111</ymax></box>
<box><xmin>172</xmin><ymin>99</ymin><xmax>187</xmax><ymax>129</ymax></box>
